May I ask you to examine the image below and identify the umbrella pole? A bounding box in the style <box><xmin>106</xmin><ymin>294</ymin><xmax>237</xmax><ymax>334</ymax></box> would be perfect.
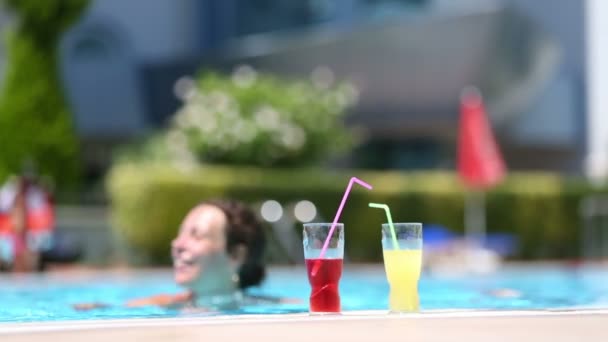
<box><xmin>465</xmin><ymin>190</ymin><xmax>486</xmax><ymax>248</ymax></box>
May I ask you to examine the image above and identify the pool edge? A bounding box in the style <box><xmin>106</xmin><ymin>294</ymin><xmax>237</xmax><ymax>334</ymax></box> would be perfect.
<box><xmin>1</xmin><ymin>309</ymin><xmax>607</xmax><ymax>336</ymax></box>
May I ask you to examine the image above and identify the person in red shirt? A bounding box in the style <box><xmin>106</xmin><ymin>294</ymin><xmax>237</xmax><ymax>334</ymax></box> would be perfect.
<box><xmin>0</xmin><ymin>174</ymin><xmax>54</xmax><ymax>272</ymax></box>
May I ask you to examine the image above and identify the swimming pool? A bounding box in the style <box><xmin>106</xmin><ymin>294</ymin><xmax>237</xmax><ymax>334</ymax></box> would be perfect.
<box><xmin>1</xmin><ymin>264</ymin><xmax>607</xmax><ymax>322</ymax></box>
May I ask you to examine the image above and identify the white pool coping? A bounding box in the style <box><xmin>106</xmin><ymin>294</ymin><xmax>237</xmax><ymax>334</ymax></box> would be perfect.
<box><xmin>1</xmin><ymin>309</ymin><xmax>608</xmax><ymax>341</ymax></box>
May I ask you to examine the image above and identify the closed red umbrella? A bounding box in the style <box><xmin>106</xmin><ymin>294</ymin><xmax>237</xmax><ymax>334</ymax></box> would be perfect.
<box><xmin>458</xmin><ymin>87</ymin><xmax>506</xmax><ymax>188</ymax></box>
<box><xmin>457</xmin><ymin>87</ymin><xmax>506</xmax><ymax>248</ymax></box>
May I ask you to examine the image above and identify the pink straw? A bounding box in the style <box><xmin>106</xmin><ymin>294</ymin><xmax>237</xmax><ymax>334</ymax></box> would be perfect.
<box><xmin>311</xmin><ymin>177</ymin><xmax>373</xmax><ymax>276</ymax></box>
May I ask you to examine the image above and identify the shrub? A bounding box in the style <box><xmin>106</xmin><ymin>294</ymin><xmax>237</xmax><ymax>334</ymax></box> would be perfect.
<box><xmin>107</xmin><ymin>163</ymin><xmax>598</xmax><ymax>264</ymax></box>
<box><xmin>0</xmin><ymin>0</ymin><xmax>88</xmax><ymax>185</ymax></box>
<box><xmin>118</xmin><ymin>66</ymin><xmax>358</xmax><ymax>168</ymax></box>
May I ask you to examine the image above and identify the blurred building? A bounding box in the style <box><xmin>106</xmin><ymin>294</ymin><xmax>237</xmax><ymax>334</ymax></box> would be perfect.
<box><xmin>0</xmin><ymin>0</ymin><xmax>603</xmax><ymax>177</ymax></box>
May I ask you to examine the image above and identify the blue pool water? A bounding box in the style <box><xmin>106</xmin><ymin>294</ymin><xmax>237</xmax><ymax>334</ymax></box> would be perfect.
<box><xmin>1</xmin><ymin>264</ymin><xmax>608</xmax><ymax>322</ymax></box>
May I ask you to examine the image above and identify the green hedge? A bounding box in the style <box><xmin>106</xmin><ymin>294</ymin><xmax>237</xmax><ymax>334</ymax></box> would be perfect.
<box><xmin>107</xmin><ymin>163</ymin><xmax>600</xmax><ymax>264</ymax></box>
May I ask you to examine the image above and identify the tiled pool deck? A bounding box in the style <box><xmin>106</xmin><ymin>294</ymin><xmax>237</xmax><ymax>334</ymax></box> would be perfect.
<box><xmin>1</xmin><ymin>309</ymin><xmax>607</xmax><ymax>342</ymax></box>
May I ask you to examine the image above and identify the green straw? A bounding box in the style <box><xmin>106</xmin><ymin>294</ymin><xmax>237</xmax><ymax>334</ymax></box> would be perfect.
<box><xmin>368</xmin><ymin>203</ymin><xmax>399</xmax><ymax>250</ymax></box>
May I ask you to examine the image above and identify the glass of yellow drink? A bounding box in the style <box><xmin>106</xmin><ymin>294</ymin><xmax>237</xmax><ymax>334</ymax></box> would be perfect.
<box><xmin>381</xmin><ymin>222</ymin><xmax>423</xmax><ymax>313</ymax></box>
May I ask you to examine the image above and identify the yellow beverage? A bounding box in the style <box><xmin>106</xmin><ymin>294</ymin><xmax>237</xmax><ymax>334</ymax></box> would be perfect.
<box><xmin>382</xmin><ymin>249</ymin><xmax>422</xmax><ymax>312</ymax></box>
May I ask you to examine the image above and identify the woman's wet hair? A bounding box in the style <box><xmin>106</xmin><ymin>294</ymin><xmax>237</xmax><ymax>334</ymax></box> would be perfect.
<box><xmin>202</xmin><ymin>199</ymin><xmax>266</xmax><ymax>289</ymax></box>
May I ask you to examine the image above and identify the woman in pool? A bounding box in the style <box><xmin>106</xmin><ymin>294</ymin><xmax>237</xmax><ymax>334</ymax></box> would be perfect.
<box><xmin>76</xmin><ymin>199</ymin><xmax>283</xmax><ymax>311</ymax></box>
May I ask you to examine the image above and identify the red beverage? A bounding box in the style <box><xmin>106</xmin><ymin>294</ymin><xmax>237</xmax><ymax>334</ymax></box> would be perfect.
<box><xmin>305</xmin><ymin>258</ymin><xmax>343</xmax><ymax>312</ymax></box>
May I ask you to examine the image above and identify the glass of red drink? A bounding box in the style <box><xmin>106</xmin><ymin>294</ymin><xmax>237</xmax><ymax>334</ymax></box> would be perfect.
<box><xmin>303</xmin><ymin>223</ymin><xmax>344</xmax><ymax>314</ymax></box>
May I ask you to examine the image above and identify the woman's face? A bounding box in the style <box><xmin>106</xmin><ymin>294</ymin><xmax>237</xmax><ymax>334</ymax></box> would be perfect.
<box><xmin>171</xmin><ymin>205</ymin><xmax>230</xmax><ymax>286</ymax></box>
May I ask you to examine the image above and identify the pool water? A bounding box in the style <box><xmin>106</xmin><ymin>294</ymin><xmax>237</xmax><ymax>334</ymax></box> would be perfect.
<box><xmin>1</xmin><ymin>264</ymin><xmax>607</xmax><ymax>322</ymax></box>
